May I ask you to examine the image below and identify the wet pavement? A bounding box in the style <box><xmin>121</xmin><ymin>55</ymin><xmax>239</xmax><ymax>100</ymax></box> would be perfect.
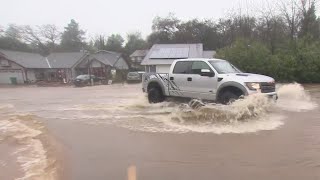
<box><xmin>0</xmin><ymin>83</ymin><xmax>319</xmax><ymax>180</ymax></box>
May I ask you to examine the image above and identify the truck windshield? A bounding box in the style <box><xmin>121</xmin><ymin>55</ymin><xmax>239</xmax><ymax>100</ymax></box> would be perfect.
<box><xmin>209</xmin><ymin>60</ymin><xmax>241</xmax><ymax>74</ymax></box>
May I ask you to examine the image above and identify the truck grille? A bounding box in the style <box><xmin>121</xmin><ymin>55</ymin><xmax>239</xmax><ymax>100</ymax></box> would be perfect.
<box><xmin>260</xmin><ymin>82</ymin><xmax>275</xmax><ymax>93</ymax></box>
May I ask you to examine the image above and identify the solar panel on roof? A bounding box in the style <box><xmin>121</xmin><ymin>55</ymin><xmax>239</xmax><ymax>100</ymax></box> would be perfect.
<box><xmin>149</xmin><ymin>48</ymin><xmax>189</xmax><ymax>59</ymax></box>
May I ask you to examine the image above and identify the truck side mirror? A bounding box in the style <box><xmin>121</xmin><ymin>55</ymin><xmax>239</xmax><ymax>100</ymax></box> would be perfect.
<box><xmin>200</xmin><ymin>69</ymin><xmax>215</xmax><ymax>77</ymax></box>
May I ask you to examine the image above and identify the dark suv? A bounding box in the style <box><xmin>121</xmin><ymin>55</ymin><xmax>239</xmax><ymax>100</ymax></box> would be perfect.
<box><xmin>74</xmin><ymin>75</ymin><xmax>100</xmax><ymax>87</ymax></box>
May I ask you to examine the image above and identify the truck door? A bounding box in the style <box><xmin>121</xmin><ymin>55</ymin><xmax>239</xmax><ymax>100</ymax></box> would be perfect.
<box><xmin>168</xmin><ymin>61</ymin><xmax>193</xmax><ymax>97</ymax></box>
<box><xmin>186</xmin><ymin>61</ymin><xmax>218</xmax><ymax>100</ymax></box>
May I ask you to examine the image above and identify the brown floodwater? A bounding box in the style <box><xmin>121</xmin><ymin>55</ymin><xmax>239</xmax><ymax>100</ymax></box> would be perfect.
<box><xmin>0</xmin><ymin>83</ymin><xmax>319</xmax><ymax>180</ymax></box>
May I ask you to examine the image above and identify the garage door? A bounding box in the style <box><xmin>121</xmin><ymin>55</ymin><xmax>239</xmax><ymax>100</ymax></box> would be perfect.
<box><xmin>0</xmin><ymin>69</ymin><xmax>24</xmax><ymax>84</ymax></box>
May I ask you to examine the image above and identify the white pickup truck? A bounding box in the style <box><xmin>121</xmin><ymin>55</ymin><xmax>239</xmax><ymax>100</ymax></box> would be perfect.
<box><xmin>142</xmin><ymin>58</ymin><xmax>278</xmax><ymax>104</ymax></box>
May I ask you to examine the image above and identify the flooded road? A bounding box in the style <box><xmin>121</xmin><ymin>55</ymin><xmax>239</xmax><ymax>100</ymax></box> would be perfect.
<box><xmin>0</xmin><ymin>83</ymin><xmax>319</xmax><ymax>180</ymax></box>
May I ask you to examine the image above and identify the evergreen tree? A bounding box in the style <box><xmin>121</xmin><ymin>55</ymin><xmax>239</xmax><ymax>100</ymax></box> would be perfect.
<box><xmin>299</xmin><ymin>1</ymin><xmax>320</xmax><ymax>39</ymax></box>
<box><xmin>105</xmin><ymin>34</ymin><xmax>124</xmax><ymax>52</ymax></box>
<box><xmin>124</xmin><ymin>32</ymin><xmax>147</xmax><ymax>55</ymax></box>
<box><xmin>60</xmin><ymin>19</ymin><xmax>85</xmax><ymax>51</ymax></box>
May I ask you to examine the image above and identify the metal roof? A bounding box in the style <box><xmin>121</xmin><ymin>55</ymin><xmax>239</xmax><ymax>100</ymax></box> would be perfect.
<box><xmin>47</xmin><ymin>52</ymin><xmax>88</xmax><ymax>68</ymax></box>
<box><xmin>149</xmin><ymin>47</ymin><xmax>189</xmax><ymax>59</ymax></box>
<box><xmin>0</xmin><ymin>49</ymin><xmax>49</xmax><ymax>68</ymax></box>
<box><xmin>89</xmin><ymin>50</ymin><xmax>122</xmax><ymax>66</ymax></box>
<box><xmin>0</xmin><ymin>49</ymin><xmax>128</xmax><ymax>70</ymax></box>
<box><xmin>0</xmin><ymin>49</ymin><xmax>90</xmax><ymax>69</ymax></box>
<box><xmin>130</xmin><ymin>50</ymin><xmax>149</xmax><ymax>57</ymax></box>
<box><xmin>141</xmin><ymin>44</ymin><xmax>205</xmax><ymax>65</ymax></box>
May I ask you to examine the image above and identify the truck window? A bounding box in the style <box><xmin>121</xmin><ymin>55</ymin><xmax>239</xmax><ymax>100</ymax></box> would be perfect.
<box><xmin>209</xmin><ymin>60</ymin><xmax>240</xmax><ymax>74</ymax></box>
<box><xmin>191</xmin><ymin>61</ymin><xmax>212</xmax><ymax>74</ymax></box>
<box><xmin>173</xmin><ymin>61</ymin><xmax>192</xmax><ymax>74</ymax></box>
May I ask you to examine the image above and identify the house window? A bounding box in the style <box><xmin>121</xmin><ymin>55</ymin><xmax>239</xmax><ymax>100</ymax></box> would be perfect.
<box><xmin>132</xmin><ymin>57</ymin><xmax>137</xmax><ymax>62</ymax></box>
<box><xmin>150</xmin><ymin>65</ymin><xmax>156</xmax><ymax>72</ymax></box>
<box><xmin>145</xmin><ymin>65</ymin><xmax>154</xmax><ymax>72</ymax></box>
<box><xmin>0</xmin><ymin>59</ymin><xmax>10</xmax><ymax>67</ymax></box>
<box><xmin>35</xmin><ymin>71</ymin><xmax>45</xmax><ymax>80</ymax></box>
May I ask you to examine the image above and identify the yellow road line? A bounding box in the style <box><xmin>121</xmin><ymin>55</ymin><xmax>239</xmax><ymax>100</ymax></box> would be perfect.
<box><xmin>127</xmin><ymin>165</ymin><xmax>137</xmax><ymax>180</ymax></box>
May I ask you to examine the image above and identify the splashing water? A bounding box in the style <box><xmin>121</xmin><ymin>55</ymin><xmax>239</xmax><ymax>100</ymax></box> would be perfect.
<box><xmin>103</xmin><ymin>83</ymin><xmax>315</xmax><ymax>134</ymax></box>
<box><xmin>106</xmin><ymin>93</ymin><xmax>284</xmax><ymax>134</ymax></box>
<box><xmin>154</xmin><ymin>93</ymin><xmax>283</xmax><ymax>133</ymax></box>
<box><xmin>276</xmin><ymin>83</ymin><xmax>318</xmax><ymax>112</ymax></box>
<box><xmin>175</xmin><ymin>94</ymin><xmax>272</xmax><ymax>123</ymax></box>
<box><xmin>34</xmin><ymin>83</ymin><xmax>316</xmax><ymax>135</ymax></box>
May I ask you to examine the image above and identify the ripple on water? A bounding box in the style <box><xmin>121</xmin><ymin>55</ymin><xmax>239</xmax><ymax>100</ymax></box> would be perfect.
<box><xmin>0</xmin><ymin>114</ymin><xmax>60</xmax><ymax>180</ymax></box>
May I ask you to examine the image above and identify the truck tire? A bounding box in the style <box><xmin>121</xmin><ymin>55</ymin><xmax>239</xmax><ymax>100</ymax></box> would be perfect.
<box><xmin>148</xmin><ymin>88</ymin><xmax>164</xmax><ymax>103</ymax></box>
<box><xmin>219</xmin><ymin>91</ymin><xmax>240</xmax><ymax>105</ymax></box>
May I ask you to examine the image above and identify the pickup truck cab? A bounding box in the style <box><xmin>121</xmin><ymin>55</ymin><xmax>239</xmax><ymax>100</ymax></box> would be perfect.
<box><xmin>142</xmin><ymin>58</ymin><xmax>277</xmax><ymax>104</ymax></box>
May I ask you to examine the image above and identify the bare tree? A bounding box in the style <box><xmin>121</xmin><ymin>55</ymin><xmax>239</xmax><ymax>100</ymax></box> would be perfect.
<box><xmin>22</xmin><ymin>25</ymin><xmax>45</xmax><ymax>45</ymax></box>
<box><xmin>40</xmin><ymin>24</ymin><xmax>60</xmax><ymax>46</ymax></box>
<box><xmin>0</xmin><ymin>25</ymin><xmax>5</xmax><ymax>37</ymax></box>
<box><xmin>255</xmin><ymin>1</ymin><xmax>287</xmax><ymax>54</ymax></box>
<box><xmin>299</xmin><ymin>0</ymin><xmax>316</xmax><ymax>11</ymax></box>
<box><xmin>5</xmin><ymin>24</ymin><xmax>23</xmax><ymax>40</ymax></box>
<box><xmin>278</xmin><ymin>0</ymin><xmax>301</xmax><ymax>39</ymax></box>
<box><xmin>21</xmin><ymin>25</ymin><xmax>61</xmax><ymax>54</ymax></box>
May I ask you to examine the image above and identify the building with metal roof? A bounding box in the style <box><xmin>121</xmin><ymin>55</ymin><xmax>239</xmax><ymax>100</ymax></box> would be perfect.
<box><xmin>0</xmin><ymin>49</ymin><xmax>51</xmax><ymax>84</ymax></box>
<box><xmin>129</xmin><ymin>50</ymin><xmax>149</xmax><ymax>70</ymax></box>
<box><xmin>0</xmin><ymin>49</ymin><xmax>128</xmax><ymax>84</ymax></box>
<box><xmin>88</xmin><ymin>50</ymin><xmax>128</xmax><ymax>69</ymax></box>
<box><xmin>0</xmin><ymin>49</ymin><xmax>49</xmax><ymax>68</ymax></box>
<box><xmin>130</xmin><ymin>50</ymin><xmax>149</xmax><ymax>58</ymax></box>
<box><xmin>47</xmin><ymin>52</ymin><xmax>88</xmax><ymax>69</ymax></box>
<box><xmin>0</xmin><ymin>51</ymin><xmax>27</xmax><ymax>84</ymax></box>
<box><xmin>73</xmin><ymin>50</ymin><xmax>128</xmax><ymax>81</ymax></box>
<box><xmin>141</xmin><ymin>44</ymin><xmax>215</xmax><ymax>73</ymax></box>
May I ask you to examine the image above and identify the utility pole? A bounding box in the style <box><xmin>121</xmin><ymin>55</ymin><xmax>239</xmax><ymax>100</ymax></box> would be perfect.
<box><xmin>88</xmin><ymin>58</ymin><xmax>93</xmax><ymax>86</ymax></box>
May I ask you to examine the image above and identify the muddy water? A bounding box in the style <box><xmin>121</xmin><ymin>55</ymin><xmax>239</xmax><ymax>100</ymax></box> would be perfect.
<box><xmin>0</xmin><ymin>83</ymin><xmax>319</xmax><ymax>180</ymax></box>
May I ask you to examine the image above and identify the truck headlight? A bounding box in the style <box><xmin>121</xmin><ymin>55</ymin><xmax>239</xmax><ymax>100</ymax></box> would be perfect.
<box><xmin>246</xmin><ymin>82</ymin><xmax>261</xmax><ymax>90</ymax></box>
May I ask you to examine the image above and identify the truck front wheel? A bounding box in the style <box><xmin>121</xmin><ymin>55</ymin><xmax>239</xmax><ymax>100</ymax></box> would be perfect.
<box><xmin>148</xmin><ymin>88</ymin><xmax>164</xmax><ymax>103</ymax></box>
<box><xmin>219</xmin><ymin>91</ymin><xmax>240</xmax><ymax>105</ymax></box>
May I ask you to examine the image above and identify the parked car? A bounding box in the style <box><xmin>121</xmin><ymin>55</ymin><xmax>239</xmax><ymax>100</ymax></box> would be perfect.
<box><xmin>74</xmin><ymin>74</ymin><xmax>100</xmax><ymax>87</ymax></box>
<box><xmin>142</xmin><ymin>58</ymin><xmax>278</xmax><ymax>104</ymax></box>
<box><xmin>127</xmin><ymin>71</ymin><xmax>145</xmax><ymax>83</ymax></box>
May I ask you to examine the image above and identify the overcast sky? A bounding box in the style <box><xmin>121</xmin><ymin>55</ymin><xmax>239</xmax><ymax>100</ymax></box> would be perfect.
<box><xmin>0</xmin><ymin>0</ymin><xmax>319</xmax><ymax>39</ymax></box>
